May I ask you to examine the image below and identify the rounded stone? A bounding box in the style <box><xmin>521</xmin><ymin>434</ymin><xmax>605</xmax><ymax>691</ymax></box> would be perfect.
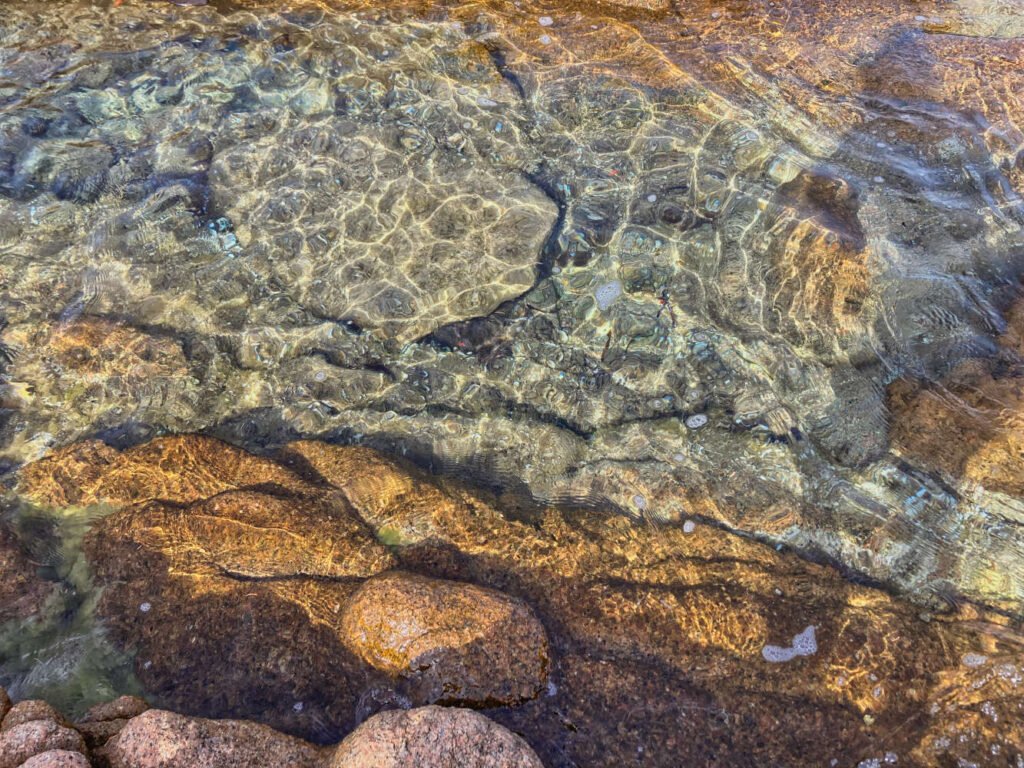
<box><xmin>329</xmin><ymin>706</ymin><xmax>544</xmax><ymax>768</ymax></box>
<box><xmin>0</xmin><ymin>721</ymin><xmax>87</xmax><ymax>768</ymax></box>
<box><xmin>79</xmin><ymin>696</ymin><xmax>150</xmax><ymax>724</ymax></box>
<box><xmin>99</xmin><ymin>710</ymin><xmax>324</xmax><ymax>768</ymax></box>
<box><xmin>340</xmin><ymin>571</ymin><xmax>549</xmax><ymax>706</ymax></box>
<box><xmin>1</xmin><ymin>700</ymin><xmax>68</xmax><ymax>732</ymax></box>
<box><xmin>19</xmin><ymin>751</ymin><xmax>92</xmax><ymax>768</ymax></box>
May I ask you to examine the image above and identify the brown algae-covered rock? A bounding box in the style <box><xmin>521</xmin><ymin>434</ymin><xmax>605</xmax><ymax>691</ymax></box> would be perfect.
<box><xmin>340</xmin><ymin>572</ymin><xmax>549</xmax><ymax>706</ymax></box>
<box><xmin>329</xmin><ymin>706</ymin><xmax>543</xmax><ymax>768</ymax></box>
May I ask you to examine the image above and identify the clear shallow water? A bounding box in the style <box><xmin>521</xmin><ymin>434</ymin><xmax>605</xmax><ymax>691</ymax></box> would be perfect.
<box><xmin>0</xmin><ymin>0</ymin><xmax>1023</xmax><ymax>761</ymax></box>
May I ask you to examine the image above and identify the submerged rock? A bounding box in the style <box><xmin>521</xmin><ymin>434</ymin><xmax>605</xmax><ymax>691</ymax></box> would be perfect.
<box><xmin>15</xmin><ymin>435</ymin><xmax>1024</xmax><ymax>766</ymax></box>
<box><xmin>329</xmin><ymin>706</ymin><xmax>543</xmax><ymax>768</ymax></box>
<box><xmin>0</xmin><ymin>527</ymin><xmax>56</xmax><ymax>623</ymax></box>
<box><xmin>340</xmin><ymin>572</ymin><xmax>549</xmax><ymax>706</ymax></box>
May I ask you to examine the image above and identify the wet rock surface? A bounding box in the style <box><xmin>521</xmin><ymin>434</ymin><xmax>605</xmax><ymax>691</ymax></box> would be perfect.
<box><xmin>340</xmin><ymin>571</ymin><xmax>549</xmax><ymax>706</ymax></box>
<box><xmin>9</xmin><ymin>435</ymin><xmax>1024</xmax><ymax>766</ymax></box>
<box><xmin>0</xmin><ymin>0</ymin><xmax>1022</xmax><ymax>617</ymax></box>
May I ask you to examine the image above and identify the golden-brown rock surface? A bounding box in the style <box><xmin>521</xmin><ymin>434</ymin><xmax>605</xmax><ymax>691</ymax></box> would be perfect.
<box><xmin>14</xmin><ymin>435</ymin><xmax>1024</xmax><ymax>766</ymax></box>
<box><xmin>340</xmin><ymin>572</ymin><xmax>549</xmax><ymax>706</ymax></box>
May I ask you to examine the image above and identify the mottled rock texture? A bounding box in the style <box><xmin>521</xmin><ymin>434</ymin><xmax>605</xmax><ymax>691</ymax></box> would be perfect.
<box><xmin>0</xmin><ymin>720</ymin><xmax>87</xmax><ymax>768</ymax></box>
<box><xmin>99</xmin><ymin>710</ymin><xmax>326</xmax><ymax>768</ymax></box>
<box><xmin>1</xmin><ymin>700</ymin><xmax>70</xmax><ymax>732</ymax></box>
<box><xmin>18</xmin><ymin>752</ymin><xmax>92</xmax><ymax>768</ymax></box>
<box><xmin>329</xmin><ymin>706</ymin><xmax>544</xmax><ymax>768</ymax></box>
<box><xmin>0</xmin><ymin>527</ymin><xmax>56</xmax><ymax>623</ymax></box>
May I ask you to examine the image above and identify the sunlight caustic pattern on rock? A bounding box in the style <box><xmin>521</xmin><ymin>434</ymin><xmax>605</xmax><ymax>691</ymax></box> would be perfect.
<box><xmin>1</xmin><ymin>0</ymin><xmax>1023</xmax><ymax>616</ymax></box>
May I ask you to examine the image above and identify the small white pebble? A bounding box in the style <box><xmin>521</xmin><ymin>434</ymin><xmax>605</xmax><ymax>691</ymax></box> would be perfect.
<box><xmin>633</xmin><ymin>494</ymin><xmax>647</xmax><ymax>510</ymax></box>
<box><xmin>539</xmin><ymin>34</ymin><xmax>552</xmax><ymax>45</ymax></box>
<box><xmin>682</xmin><ymin>520</ymin><xmax>696</xmax><ymax>533</ymax></box>
<box><xmin>538</xmin><ymin>15</ymin><xmax>554</xmax><ymax>26</ymax></box>
<box><xmin>647</xmin><ymin>194</ymin><xmax>658</xmax><ymax>202</ymax></box>
<box><xmin>685</xmin><ymin>413</ymin><xmax>708</xmax><ymax>430</ymax></box>
<box><xmin>293</xmin><ymin>701</ymin><xmax>304</xmax><ymax>712</ymax></box>
<box><xmin>140</xmin><ymin>602</ymin><xmax>152</xmax><ymax>613</ymax></box>
<box><xmin>873</xmin><ymin>176</ymin><xmax>885</xmax><ymax>183</ymax></box>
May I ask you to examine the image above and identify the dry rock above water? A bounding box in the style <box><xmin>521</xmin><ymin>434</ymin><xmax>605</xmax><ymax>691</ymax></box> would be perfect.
<box><xmin>99</xmin><ymin>710</ymin><xmax>326</xmax><ymax>768</ymax></box>
<box><xmin>11</xmin><ymin>434</ymin><xmax>1024</xmax><ymax>766</ymax></box>
<box><xmin>329</xmin><ymin>706</ymin><xmax>544</xmax><ymax>768</ymax></box>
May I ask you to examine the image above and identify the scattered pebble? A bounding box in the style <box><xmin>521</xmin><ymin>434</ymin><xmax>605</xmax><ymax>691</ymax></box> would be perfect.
<box><xmin>632</xmin><ymin>494</ymin><xmax>647</xmax><ymax>511</ymax></box>
<box><xmin>538</xmin><ymin>15</ymin><xmax>554</xmax><ymax>26</ymax></box>
<box><xmin>647</xmin><ymin>193</ymin><xmax>658</xmax><ymax>202</ymax></box>
<box><xmin>539</xmin><ymin>34</ymin><xmax>552</xmax><ymax>45</ymax></box>
<box><xmin>476</xmin><ymin>96</ymin><xmax>498</xmax><ymax>108</ymax></box>
<box><xmin>685</xmin><ymin>413</ymin><xmax>708</xmax><ymax>430</ymax></box>
<box><xmin>139</xmin><ymin>601</ymin><xmax>152</xmax><ymax>613</ymax></box>
<box><xmin>682</xmin><ymin>520</ymin><xmax>696</xmax><ymax>534</ymax></box>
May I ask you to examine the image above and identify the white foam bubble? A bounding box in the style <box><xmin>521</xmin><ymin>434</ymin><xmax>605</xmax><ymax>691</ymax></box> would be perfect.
<box><xmin>762</xmin><ymin>625</ymin><xmax>817</xmax><ymax>663</ymax></box>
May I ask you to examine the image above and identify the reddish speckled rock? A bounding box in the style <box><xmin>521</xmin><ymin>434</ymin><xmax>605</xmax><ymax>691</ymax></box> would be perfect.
<box><xmin>329</xmin><ymin>706</ymin><xmax>543</xmax><ymax>768</ymax></box>
<box><xmin>99</xmin><ymin>710</ymin><xmax>326</xmax><ymax>768</ymax></box>
<box><xmin>1</xmin><ymin>700</ymin><xmax>69</xmax><ymax>732</ymax></box>
<box><xmin>0</xmin><ymin>720</ymin><xmax>87</xmax><ymax>768</ymax></box>
<box><xmin>19</xmin><ymin>751</ymin><xmax>92</xmax><ymax>768</ymax></box>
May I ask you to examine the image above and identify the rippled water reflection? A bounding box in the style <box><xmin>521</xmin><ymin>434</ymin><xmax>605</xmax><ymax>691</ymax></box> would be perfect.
<box><xmin>1</xmin><ymin>0</ymin><xmax>1024</xmax><ymax>762</ymax></box>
